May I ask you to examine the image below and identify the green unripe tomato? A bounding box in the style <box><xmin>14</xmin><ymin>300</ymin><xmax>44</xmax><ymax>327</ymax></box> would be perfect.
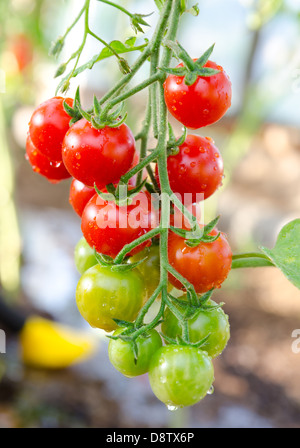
<box><xmin>148</xmin><ymin>345</ymin><xmax>214</xmax><ymax>408</ymax></box>
<box><xmin>74</xmin><ymin>237</ymin><xmax>97</xmax><ymax>274</ymax></box>
<box><xmin>76</xmin><ymin>264</ymin><xmax>146</xmax><ymax>332</ymax></box>
<box><xmin>129</xmin><ymin>244</ymin><xmax>160</xmax><ymax>299</ymax></box>
<box><xmin>108</xmin><ymin>328</ymin><xmax>162</xmax><ymax>377</ymax></box>
<box><xmin>161</xmin><ymin>299</ymin><xmax>230</xmax><ymax>358</ymax></box>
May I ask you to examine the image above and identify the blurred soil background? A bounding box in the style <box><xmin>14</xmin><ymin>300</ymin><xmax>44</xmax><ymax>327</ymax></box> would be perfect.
<box><xmin>1</xmin><ymin>0</ymin><xmax>300</xmax><ymax>428</ymax></box>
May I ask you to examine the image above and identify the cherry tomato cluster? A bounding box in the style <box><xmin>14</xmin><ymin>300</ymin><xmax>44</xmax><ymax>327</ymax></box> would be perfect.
<box><xmin>26</xmin><ymin>53</ymin><xmax>232</xmax><ymax>409</ymax></box>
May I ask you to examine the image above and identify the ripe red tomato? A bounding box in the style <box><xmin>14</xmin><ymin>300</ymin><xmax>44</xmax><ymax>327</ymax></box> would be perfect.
<box><xmin>10</xmin><ymin>34</ymin><xmax>33</xmax><ymax>72</ymax></box>
<box><xmin>168</xmin><ymin>227</ymin><xmax>232</xmax><ymax>293</ymax></box>
<box><xmin>62</xmin><ymin>119</ymin><xmax>136</xmax><ymax>190</ymax></box>
<box><xmin>25</xmin><ymin>135</ymin><xmax>71</xmax><ymax>183</ymax></box>
<box><xmin>69</xmin><ymin>178</ymin><xmax>95</xmax><ymax>217</ymax></box>
<box><xmin>29</xmin><ymin>97</ymin><xmax>73</xmax><ymax>162</ymax></box>
<box><xmin>81</xmin><ymin>190</ymin><xmax>158</xmax><ymax>258</ymax></box>
<box><xmin>164</xmin><ymin>60</ymin><xmax>232</xmax><ymax>129</ymax></box>
<box><xmin>155</xmin><ymin>135</ymin><xmax>223</xmax><ymax>204</ymax></box>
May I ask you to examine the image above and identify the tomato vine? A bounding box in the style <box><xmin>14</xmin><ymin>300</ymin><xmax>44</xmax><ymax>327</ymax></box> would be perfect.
<box><xmin>25</xmin><ymin>0</ymin><xmax>300</xmax><ymax>409</ymax></box>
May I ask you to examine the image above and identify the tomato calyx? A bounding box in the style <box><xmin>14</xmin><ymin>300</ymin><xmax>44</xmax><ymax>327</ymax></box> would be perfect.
<box><xmin>160</xmin><ymin>41</ymin><xmax>220</xmax><ymax>86</ymax></box>
<box><xmin>93</xmin><ymin>248</ymin><xmax>148</xmax><ymax>273</ymax></box>
<box><xmin>170</xmin><ymin>215</ymin><xmax>221</xmax><ymax>244</ymax></box>
<box><xmin>94</xmin><ymin>179</ymin><xmax>149</xmax><ymax>207</ymax></box>
<box><xmin>63</xmin><ymin>87</ymin><xmax>128</xmax><ymax>129</ymax></box>
<box><xmin>166</xmin><ymin>124</ymin><xmax>187</xmax><ymax>156</ymax></box>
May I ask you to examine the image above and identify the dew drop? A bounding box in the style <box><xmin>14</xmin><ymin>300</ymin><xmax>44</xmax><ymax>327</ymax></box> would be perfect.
<box><xmin>75</xmin><ymin>152</ymin><xmax>81</xmax><ymax>160</ymax></box>
<box><xmin>199</xmin><ymin>147</ymin><xmax>206</xmax><ymax>154</ymax></box>
<box><xmin>203</xmin><ymin>109</ymin><xmax>209</xmax><ymax>115</ymax></box>
<box><xmin>207</xmin><ymin>385</ymin><xmax>214</xmax><ymax>395</ymax></box>
<box><xmin>190</xmin><ymin>162</ymin><xmax>196</xmax><ymax>168</ymax></box>
<box><xmin>166</xmin><ymin>405</ymin><xmax>179</xmax><ymax>412</ymax></box>
<box><xmin>172</xmin><ymin>106</ymin><xmax>177</xmax><ymax>112</ymax></box>
<box><xmin>214</xmin><ymin>153</ymin><xmax>219</xmax><ymax>158</ymax></box>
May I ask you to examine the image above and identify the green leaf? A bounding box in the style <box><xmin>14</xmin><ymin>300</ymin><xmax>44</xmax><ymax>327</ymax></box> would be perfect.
<box><xmin>260</xmin><ymin>219</ymin><xmax>300</xmax><ymax>290</ymax></box>
<box><xmin>56</xmin><ymin>38</ymin><xmax>148</xmax><ymax>93</ymax></box>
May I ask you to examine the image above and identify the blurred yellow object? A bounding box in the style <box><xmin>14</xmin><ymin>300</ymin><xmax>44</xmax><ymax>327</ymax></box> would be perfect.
<box><xmin>19</xmin><ymin>316</ymin><xmax>98</xmax><ymax>369</ymax></box>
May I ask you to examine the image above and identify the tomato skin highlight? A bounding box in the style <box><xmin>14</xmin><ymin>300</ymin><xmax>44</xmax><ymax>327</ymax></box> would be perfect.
<box><xmin>25</xmin><ymin>135</ymin><xmax>71</xmax><ymax>183</ymax></box>
<box><xmin>164</xmin><ymin>60</ymin><xmax>232</xmax><ymax>129</ymax></box>
<box><xmin>148</xmin><ymin>345</ymin><xmax>214</xmax><ymax>408</ymax></box>
<box><xmin>108</xmin><ymin>328</ymin><xmax>162</xmax><ymax>377</ymax></box>
<box><xmin>29</xmin><ymin>96</ymin><xmax>73</xmax><ymax>162</ymax></box>
<box><xmin>161</xmin><ymin>299</ymin><xmax>230</xmax><ymax>358</ymax></box>
<box><xmin>74</xmin><ymin>237</ymin><xmax>98</xmax><ymax>275</ymax></box>
<box><xmin>62</xmin><ymin>119</ymin><xmax>136</xmax><ymax>189</ymax></box>
<box><xmin>76</xmin><ymin>264</ymin><xmax>146</xmax><ymax>332</ymax></box>
<box><xmin>81</xmin><ymin>191</ymin><xmax>158</xmax><ymax>259</ymax></box>
<box><xmin>155</xmin><ymin>134</ymin><xmax>223</xmax><ymax>204</ymax></box>
<box><xmin>168</xmin><ymin>227</ymin><xmax>232</xmax><ymax>293</ymax></box>
<box><xmin>69</xmin><ymin>178</ymin><xmax>95</xmax><ymax>217</ymax></box>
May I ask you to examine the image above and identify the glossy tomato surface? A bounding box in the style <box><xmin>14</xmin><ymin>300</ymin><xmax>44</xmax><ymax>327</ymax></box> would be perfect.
<box><xmin>76</xmin><ymin>264</ymin><xmax>146</xmax><ymax>332</ymax></box>
<box><xmin>164</xmin><ymin>60</ymin><xmax>231</xmax><ymax>129</ymax></box>
<box><xmin>161</xmin><ymin>299</ymin><xmax>230</xmax><ymax>358</ymax></box>
<box><xmin>81</xmin><ymin>191</ymin><xmax>158</xmax><ymax>258</ymax></box>
<box><xmin>62</xmin><ymin>119</ymin><xmax>136</xmax><ymax>189</ymax></box>
<box><xmin>168</xmin><ymin>227</ymin><xmax>232</xmax><ymax>293</ymax></box>
<box><xmin>29</xmin><ymin>96</ymin><xmax>73</xmax><ymax>161</ymax></box>
<box><xmin>25</xmin><ymin>135</ymin><xmax>71</xmax><ymax>183</ymax></box>
<box><xmin>74</xmin><ymin>237</ymin><xmax>98</xmax><ymax>275</ymax></box>
<box><xmin>108</xmin><ymin>328</ymin><xmax>162</xmax><ymax>377</ymax></box>
<box><xmin>69</xmin><ymin>178</ymin><xmax>95</xmax><ymax>217</ymax></box>
<box><xmin>155</xmin><ymin>134</ymin><xmax>223</xmax><ymax>204</ymax></box>
<box><xmin>148</xmin><ymin>345</ymin><xmax>214</xmax><ymax>408</ymax></box>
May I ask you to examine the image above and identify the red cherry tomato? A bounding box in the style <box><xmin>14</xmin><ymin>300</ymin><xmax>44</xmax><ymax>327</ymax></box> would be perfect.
<box><xmin>29</xmin><ymin>97</ymin><xmax>73</xmax><ymax>162</ymax></box>
<box><xmin>164</xmin><ymin>60</ymin><xmax>232</xmax><ymax>129</ymax></box>
<box><xmin>155</xmin><ymin>135</ymin><xmax>223</xmax><ymax>205</ymax></box>
<box><xmin>81</xmin><ymin>190</ymin><xmax>158</xmax><ymax>258</ymax></box>
<box><xmin>69</xmin><ymin>179</ymin><xmax>95</xmax><ymax>217</ymax></box>
<box><xmin>25</xmin><ymin>135</ymin><xmax>71</xmax><ymax>183</ymax></box>
<box><xmin>62</xmin><ymin>119</ymin><xmax>136</xmax><ymax>190</ymax></box>
<box><xmin>168</xmin><ymin>227</ymin><xmax>232</xmax><ymax>293</ymax></box>
<box><xmin>10</xmin><ymin>34</ymin><xmax>33</xmax><ymax>72</ymax></box>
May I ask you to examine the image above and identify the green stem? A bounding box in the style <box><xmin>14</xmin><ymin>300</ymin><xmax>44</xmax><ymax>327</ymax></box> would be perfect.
<box><xmin>62</xmin><ymin>0</ymin><xmax>88</xmax><ymax>41</ymax></box>
<box><xmin>96</xmin><ymin>0</ymin><xmax>134</xmax><ymax>19</ymax></box>
<box><xmin>135</xmin><ymin>283</ymin><xmax>163</xmax><ymax>328</ymax></box>
<box><xmin>231</xmin><ymin>253</ymin><xmax>274</xmax><ymax>269</ymax></box>
<box><xmin>120</xmin><ymin>149</ymin><xmax>159</xmax><ymax>184</ymax></box>
<box><xmin>136</xmin><ymin>94</ymin><xmax>152</xmax><ymax>186</ymax></box>
<box><xmin>114</xmin><ymin>228</ymin><xmax>161</xmax><ymax>264</ymax></box>
<box><xmin>98</xmin><ymin>0</ymin><xmax>172</xmax><ymax>107</ymax></box>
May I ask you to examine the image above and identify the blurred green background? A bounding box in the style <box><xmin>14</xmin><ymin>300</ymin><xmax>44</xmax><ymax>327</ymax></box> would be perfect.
<box><xmin>0</xmin><ymin>0</ymin><xmax>300</xmax><ymax>428</ymax></box>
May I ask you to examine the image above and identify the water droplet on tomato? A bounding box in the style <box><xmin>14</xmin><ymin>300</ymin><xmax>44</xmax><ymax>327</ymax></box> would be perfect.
<box><xmin>75</xmin><ymin>152</ymin><xmax>81</xmax><ymax>160</ymax></box>
<box><xmin>166</xmin><ymin>405</ymin><xmax>179</xmax><ymax>411</ymax></box>
<box><xmin>190</xmin><ymin>162</ymin><xmax>196</xmax><ymax>168</ymax></box>
<box><xmin>203</xmin><ymin>109</ymin><xmax>209</xmax><ymax>115</ymax></box>
<box><xmin>199</xmin><ymin>147</ymin><xmax>206</xmax><ymax>154</ymax></box>
<box><xmin>214</xmin><ymin>153</ymin><xmax>219</xmax><ymax>158</ymax></box>
<box><xmin>207</xmin><ymin>385</ymin><xmax>214</xmax><ymax>395</ymax></box>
